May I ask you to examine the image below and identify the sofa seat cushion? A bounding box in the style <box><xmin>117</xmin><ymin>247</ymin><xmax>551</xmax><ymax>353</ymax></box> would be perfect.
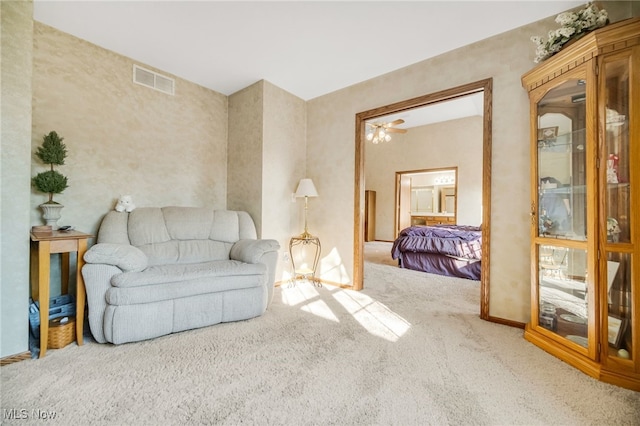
<box><xmin>106</xmin><ymin>260</ymin><xmax>266</xmax><ymax>306</ymax></box>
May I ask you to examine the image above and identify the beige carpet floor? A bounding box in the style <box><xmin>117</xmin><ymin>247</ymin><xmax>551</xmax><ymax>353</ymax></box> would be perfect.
<box><xmin>1</xmin><ymin>241</ymin><xmax>639</xmax><ymax>425</ymax></box>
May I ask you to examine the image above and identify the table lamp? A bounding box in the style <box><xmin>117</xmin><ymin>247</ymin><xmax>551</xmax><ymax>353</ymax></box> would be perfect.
<box><xmin>295</xmin><ymin>178</ymin><xmax>318</xmax><ymax>239</ymax></box>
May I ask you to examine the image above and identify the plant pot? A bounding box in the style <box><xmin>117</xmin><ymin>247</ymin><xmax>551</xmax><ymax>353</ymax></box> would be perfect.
<box><xmin>40</xmin><ymin>203</ymin><xmax>64</xmax><ymax>230</ymax></box>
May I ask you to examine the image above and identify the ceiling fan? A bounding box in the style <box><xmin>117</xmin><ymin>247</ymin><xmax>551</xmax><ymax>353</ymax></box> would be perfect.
<box><xmin>366</xmin><ymin>119</ymin><xmax>407</xmax><ymax>143</ymax></box>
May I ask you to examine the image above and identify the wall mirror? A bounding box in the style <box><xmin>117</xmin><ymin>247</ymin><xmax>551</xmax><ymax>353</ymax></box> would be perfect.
<box><xmin>400</xmin><ymin>167</ymin><xmax>458</xmax><ymax>229</ymax></box>
<box><xmin>409</xmin><ymin>168</ymin><xmax>457</xmax><ymax>215</ymax></box>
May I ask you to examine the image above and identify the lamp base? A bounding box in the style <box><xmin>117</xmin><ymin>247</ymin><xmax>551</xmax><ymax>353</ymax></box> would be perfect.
<box><xmin>298</xmin><ymin>230</ymin><xmax>315</xmax><ymax>240</ymax></box>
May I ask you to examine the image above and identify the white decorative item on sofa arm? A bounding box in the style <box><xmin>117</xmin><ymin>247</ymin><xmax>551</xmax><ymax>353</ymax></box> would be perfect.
<box><xmin>82</xmin><ymin>207</ymin><xmax>280</xmax><ymax>344</ymax></box>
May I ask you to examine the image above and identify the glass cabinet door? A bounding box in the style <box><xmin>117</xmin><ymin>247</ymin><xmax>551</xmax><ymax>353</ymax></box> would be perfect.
<box><xmin>534</xmin><ymin>74</ymin><xmax>592</xmax><ymax>349</ymax></box>
<box><xmin>601</xmin><ymin>54</ymin><xmax>634</xmax><ymax>364</ymax></box>
<box><xmin>538</xmin><ymin>245</ymin><xmax>588</xmax><ymax>346</ymax></box>
<box><xmin>536</xmin><ymin>78</ymin><xmax>587</xmax><ymax>241</ymax></box>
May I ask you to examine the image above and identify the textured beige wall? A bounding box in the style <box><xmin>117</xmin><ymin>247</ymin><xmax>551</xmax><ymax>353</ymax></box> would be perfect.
<box><xmin>262</xmin><ymin>81</ymin><xmax>307</xmax><ymax>279</ymax></box>
<box><xmin>228</xmin><ymin>80</ymin><xmax>306</xmax><ymax>280</ymax></box>
<box><xmin>365</xmin><ymin>116</ymin><xmax>483</xmax><ymax>241</ymax></box>
<box><xmin>32</xmin><ymin>23</ymin><xmax>228</xmax><ymax>239</ymax></box>
<box><xmin>228</xmin><ymin>81</ymin><xmax>264</xmax><ymax>233</ymax></box>
<box><xmin>1</xmin><ymin>0</ymin><xmax>33</xmax><ymax>357</ymax></box>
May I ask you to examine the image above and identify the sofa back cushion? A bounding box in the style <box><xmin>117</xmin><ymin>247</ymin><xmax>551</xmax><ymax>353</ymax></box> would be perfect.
<box><xmin>97</xmin><ymin>207</ymin><xmax>258</xmax><ymax>266</ymax></box>
<box><xmin>137</xmin><ymin>240</ymin><xmax>233</xmax><ymax>266</ymax></box>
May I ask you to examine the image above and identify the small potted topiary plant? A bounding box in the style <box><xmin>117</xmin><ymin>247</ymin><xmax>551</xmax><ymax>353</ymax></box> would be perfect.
<box><xmin>32</xmin><ymin>131</ymin><xmax>69</xmax><ymax>229</ymax></box>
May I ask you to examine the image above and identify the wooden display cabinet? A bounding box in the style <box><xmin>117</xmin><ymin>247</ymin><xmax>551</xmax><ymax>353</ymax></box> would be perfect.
<box><xmin>522</xmin><ymin>17</ymin><xmax>640</xmax><ymax>391</ymax></box>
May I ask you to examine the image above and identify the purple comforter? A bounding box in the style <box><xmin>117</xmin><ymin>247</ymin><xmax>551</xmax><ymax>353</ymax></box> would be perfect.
<box><xmin>391</xmin><ymin>225</ymin><xmax>482</xmax><ymax>261</ymax></box>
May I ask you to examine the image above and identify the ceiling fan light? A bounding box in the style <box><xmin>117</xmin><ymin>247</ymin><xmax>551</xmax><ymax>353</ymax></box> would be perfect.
<box><xmin>366</xmin><ymin>122</ymin><xmax>399</xmax><ymax>143</ymax></box>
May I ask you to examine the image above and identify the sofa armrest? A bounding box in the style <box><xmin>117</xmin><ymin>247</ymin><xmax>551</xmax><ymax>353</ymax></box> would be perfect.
<box><xmin>230</xmin><ymin>239</ymin><xmax>280</xmax><ymax>264</ymax></box>
<box><xmin>82</xmin><ymin>264</ymin><xmax>121</xmax><ymax>343</ymax></box>
<box><xmin>83</xmin><ymin>243</ymin><xmax>148</xmax><ymax>273</ymax></box>
<box><xmin>231</xmin><ymin>239</ymin><xmax>280</xmax><ymax>308</ymax></box>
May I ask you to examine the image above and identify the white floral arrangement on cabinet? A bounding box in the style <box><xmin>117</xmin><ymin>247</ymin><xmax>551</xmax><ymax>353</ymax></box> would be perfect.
<box><xmin>531</xmin><ymin>2</ymin><xmax>609</xmax><ymax>63</ymax></box>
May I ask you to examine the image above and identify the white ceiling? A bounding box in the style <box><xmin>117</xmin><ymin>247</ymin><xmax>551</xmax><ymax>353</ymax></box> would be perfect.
<box><xmin>33</xmin><ymin>0</ymin><xmax>583</xmax><ymax>101</ymax></box>
<box><xmin>367</xmin><ymin>92</ymin><xmax>485</xmax><ymax>129</ymax></box>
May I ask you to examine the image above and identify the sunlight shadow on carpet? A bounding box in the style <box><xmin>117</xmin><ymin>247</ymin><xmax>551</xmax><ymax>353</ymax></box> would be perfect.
<box><xmin>280</xmin><ymin>282</ymin><xmax>340</xmax><ymax>322</ymax></box>
<box><xmin>332</xmin><ymin>289</ymin><xmax>410</xmax><ymax>342</ymax></box>
<box><xmin>281</xmin><ymin>281</ymin><xmax>410</xmax><ymax>342</ymax></box>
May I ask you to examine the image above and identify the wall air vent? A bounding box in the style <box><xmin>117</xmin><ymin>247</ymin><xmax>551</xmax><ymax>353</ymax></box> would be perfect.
<box><xmin>133</xmin><ymin>64</ymin><xmax>175</xmax><ymax>95</ymax></box>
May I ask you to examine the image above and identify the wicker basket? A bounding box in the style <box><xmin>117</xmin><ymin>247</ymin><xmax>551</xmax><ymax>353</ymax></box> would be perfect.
<box><xmin>47</xmin><ymin>317</ymin><xmax>76</xmax><ymax>349</ymax></box>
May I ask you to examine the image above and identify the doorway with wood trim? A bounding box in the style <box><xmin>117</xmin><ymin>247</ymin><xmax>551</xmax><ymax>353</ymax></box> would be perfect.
<box><xmin>353</xmin><ymin>79</ymin><xmax>493</xmax><ymax>320</ymax></box>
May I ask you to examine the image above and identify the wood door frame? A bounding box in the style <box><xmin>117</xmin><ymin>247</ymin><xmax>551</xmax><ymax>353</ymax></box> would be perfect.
<box><xmin>353</xmin><ymin>78</ymin><xmax>493</xmax><ymax>320</ymax></box>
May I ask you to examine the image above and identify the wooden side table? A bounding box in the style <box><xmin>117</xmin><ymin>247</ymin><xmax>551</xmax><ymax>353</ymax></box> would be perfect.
<box><xmin>30</xmin><ymin>230</ymin><xmax>93</xmax><ymax>358</ymax></box>
<box><xmin>289</xmin><ymin>235</ymin><xmax>321</xmax><ymax>287</ymax></box>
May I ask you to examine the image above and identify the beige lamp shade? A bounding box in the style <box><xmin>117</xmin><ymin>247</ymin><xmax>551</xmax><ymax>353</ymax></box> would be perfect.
<box><xmin>295</xmin><ymin>178</ymin><xmax>318</xmax><ymax>198</ymax></box>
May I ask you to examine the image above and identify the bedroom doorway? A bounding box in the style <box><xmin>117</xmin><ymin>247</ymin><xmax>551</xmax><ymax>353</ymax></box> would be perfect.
<box><xmin>353</xmin><ymin>79</ymin><xmax>492</xmax><ymax>320</ymax></box>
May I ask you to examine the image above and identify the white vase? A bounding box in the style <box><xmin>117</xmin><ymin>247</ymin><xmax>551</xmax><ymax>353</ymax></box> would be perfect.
<box><xmin>40</xmin><ymin>203</ymin><xmax>64</xmax><ymax>230</ymax></box>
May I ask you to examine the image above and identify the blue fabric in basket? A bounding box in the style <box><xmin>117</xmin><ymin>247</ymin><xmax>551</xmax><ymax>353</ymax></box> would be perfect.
<box><xmin>28</xmin><ymin>295</ymin><xmax>76</xmax><ymax>337</ymax></box>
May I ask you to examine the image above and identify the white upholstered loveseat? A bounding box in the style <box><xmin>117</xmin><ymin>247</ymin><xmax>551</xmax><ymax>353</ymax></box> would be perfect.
<box><xmin>82</xmin><ymin>207</ymin><xmax>280</xmax><ymax>344</ymax></box>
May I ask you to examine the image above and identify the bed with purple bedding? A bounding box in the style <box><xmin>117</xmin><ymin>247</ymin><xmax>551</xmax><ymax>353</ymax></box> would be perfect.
<box><xmin>391</xmin><ymin>224</ymin><xmax>482</xmax><ymax>280</ymax></box>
